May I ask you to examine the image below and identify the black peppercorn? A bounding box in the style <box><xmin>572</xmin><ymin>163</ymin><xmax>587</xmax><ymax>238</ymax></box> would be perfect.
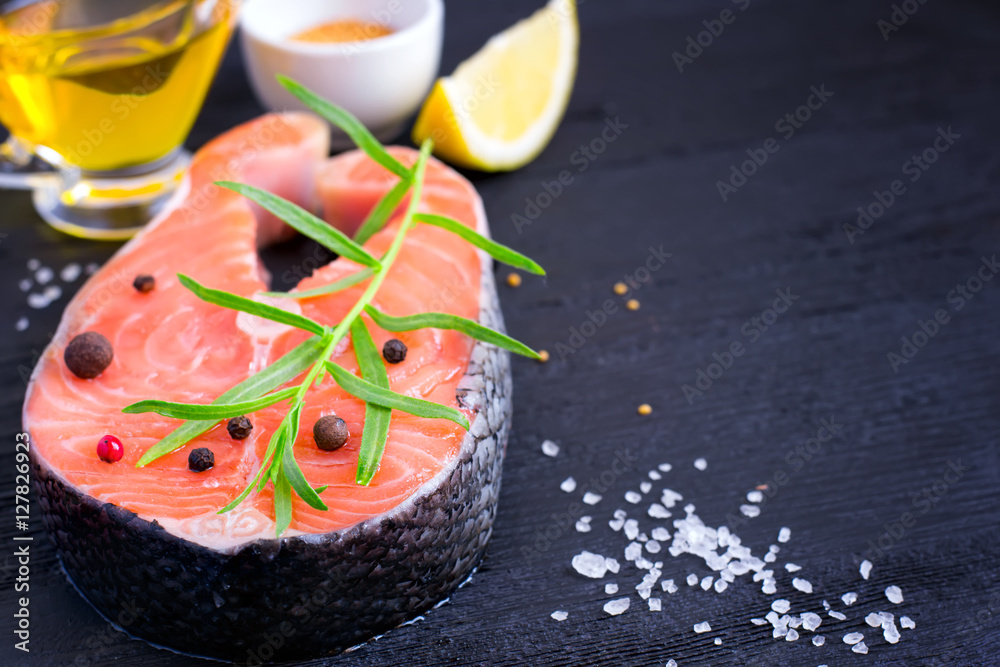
<box><xmin>382</xmin><ymin>338</ymin><xmax>407</xmax><ymax>364</ymax></box>
<box><xmin>314</xmin><ymin>415</ymin><xmax>350</xmax><ymax>451</ymax></box>
<box><xmin>188</xmin><ymin>447</ymin><xmax>215</xmax><ymax>472</ymax></box>
<box><xmin>133</xmin><ymin>274</ymin><xmax>156</xmax><ymax>293</ymax></box>
<box><xmin>64</xmin><ymin>331</ymin><xmax>114</xmax><ymax>379</ymax></box>
<box><xmin>227</xmin><ymin>416</ymin><xmax>253</xmax><ymax>440</ymax></box>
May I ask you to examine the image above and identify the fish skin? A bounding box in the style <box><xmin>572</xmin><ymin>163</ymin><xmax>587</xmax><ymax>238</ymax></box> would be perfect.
<box><xmin>24</xmin><ymin>112</ymin><xmax>513</xmax><ymax>659</ymax></box>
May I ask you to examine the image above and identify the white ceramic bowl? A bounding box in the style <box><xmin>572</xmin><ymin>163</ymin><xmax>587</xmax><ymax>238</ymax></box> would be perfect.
<box><xmin>240</xmin><ymin>0</ymin><xmax>443</xmax><ymax>147</ymax></box>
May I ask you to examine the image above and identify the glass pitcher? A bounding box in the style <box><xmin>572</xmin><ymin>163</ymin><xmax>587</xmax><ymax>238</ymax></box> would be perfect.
<box><xmin>0</xmin><ymin>0</ymin><xmax>239</xmax><ymax>239</ymax></box>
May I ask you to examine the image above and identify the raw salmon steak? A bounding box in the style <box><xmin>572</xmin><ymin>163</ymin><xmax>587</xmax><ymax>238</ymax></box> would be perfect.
<box><xmin>22</xmin><ymin>113</ymin><xmax>513</xmax><ymax>660</ymax></box>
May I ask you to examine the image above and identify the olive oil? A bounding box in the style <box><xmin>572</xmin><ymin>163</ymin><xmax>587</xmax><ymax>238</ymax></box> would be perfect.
<box><xmin>0</xmin><ymin>1</ymin><xmax>236</xmax><ymax>172</ymax></box>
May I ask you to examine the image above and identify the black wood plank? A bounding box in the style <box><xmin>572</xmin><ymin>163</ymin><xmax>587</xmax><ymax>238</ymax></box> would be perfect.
<box><xmin>1</xmin><ymin>0</ymin><xmax>999</xmax><ymax>665</ymax></box>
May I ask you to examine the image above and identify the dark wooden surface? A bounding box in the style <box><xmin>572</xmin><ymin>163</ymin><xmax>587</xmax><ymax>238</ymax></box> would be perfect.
<box><xmin>3</xmin><ymin>0</ymin><xmax>1000</xmax><ymax>665</ymax></box>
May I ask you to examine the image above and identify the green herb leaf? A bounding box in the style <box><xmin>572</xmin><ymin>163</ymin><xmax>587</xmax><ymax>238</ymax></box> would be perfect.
<box><xmin>324</xmin><ymin>361</ymin><xmax>470</xmax><ymax>430</ymax></box>
<box><xmin>178</xmin><ymin>274</ymin><xmax>327</xmax><ymax>336</ymax></box>
<box><xmin>364</xmin><ymin>305</ymin><xmax>541</xmax><ymax>359</ymax></box>
<box><xmin>279</xmin><ymin>407</ymin><xmax>329</xmax><ymax>511</ymax></box>
<box><xmin>123</xmin><ymin>387</ymin><xmax>298</xmax><ymax>420</ymax></box>
<box><xmin>220</xmin><ymin>451</ymin><xmax>273</xmax><ymax>513</ymax></box>
<box><xmin>218</xmin><ymin>182</ymin><xmax>382</xmax><ymax>270</ymax></box>
<box><xmin>354</xmin><ymin>176</ymin><xmax>412</xmax><ymax>245</ymax></box>
<box><xmin>136</xmin><ymin>335</ymin><xmax>327</xmax><ymax>467</ymax></box>
<box><xmin>350</xmin><ymin>319</ymin><xmax>392</xmax><ymax>485</ymax></box>
<box><xmin>273</xmin><ymin>466</ymin><xmax>293</xmax><ymax>537</ymax></box>
<box><xmin>414</xmin><ymin>213</ymin><xmax>546</xmax><ymax>275</ymax></box>
<box><xmin>277</xmin><ymin>75</ymin><xmax>409</xmax><ymax>179</ymax></box>
<box><xmin>263</xmin><ymin>268</ymin><xmax>373</xmax><ymax>300</ymax></box>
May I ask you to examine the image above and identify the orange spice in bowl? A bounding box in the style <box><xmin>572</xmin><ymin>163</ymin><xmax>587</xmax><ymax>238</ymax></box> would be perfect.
<box><xmin>291</xmin><ymin>19</ymin><xmax>393</xmax><ymax>44</ymax></box>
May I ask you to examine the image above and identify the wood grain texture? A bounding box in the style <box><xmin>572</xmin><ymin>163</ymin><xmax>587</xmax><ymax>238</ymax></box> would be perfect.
<box><xmin>2</xmin><ymin>0</ymin><xmax>999</xmax><ymax>665</ymax></box>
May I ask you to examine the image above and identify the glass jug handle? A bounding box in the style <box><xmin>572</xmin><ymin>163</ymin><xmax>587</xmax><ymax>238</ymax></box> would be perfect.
<box><xmin>0</xmin><ymin>136</ymin><xmax>64</xmax><ymax>190</ymax></box>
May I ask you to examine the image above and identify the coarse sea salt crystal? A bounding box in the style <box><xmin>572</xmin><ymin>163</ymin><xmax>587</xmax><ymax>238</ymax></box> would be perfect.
<box><xmin>625</xmin><ymin>491</ymin><xmax>642</xmax><ymax>504</ymax></box>
<box><xmin>609</xmin><ymin>518</ymin><xmax>625</xmax><ymax>531</ymax></box>
<box><xmin>60</xmin><ymin>263</ymin><xmax>82</xmax><ymax>282</ymax></box>
<box><xmin>865</xmin><ymin>613</ymin><xmax>882</xmax><ymax>628</ymax></box>
<box><xmin>571</xmin><ymin>551</ymin><xmax>608</xmax><ymax>579</ymax></box>
<box><xmin>658</xmin><ymin>463</ymin><xmax>672</xmax><ymax>472</ymax></box>
<box><xmin>18</xmin><ymin>278</ymin><xmax>31</xmax><ymax>292</ymax></box>
<box><xmin>648</xmin><ymin>470</ymin><xmax>662</xmax><ymax>481</ymax></box>
<box><xmin>646</xmin><ymin>540</ymin><xmax>661</xmax><ymax>554</ymax></box>
<box><xmin>812</xmin><ymin>635</ymin><xmax>825</xmax><ymax>646</ymax></box>
<box><xmin>43</xmin><ymin>285</ymin><xmax>61</xmax><ymax>301</ymax></box>
<box><xmin>852</xmin><ymin>641</ymin><xmax>868</xmax><ymax>654</ymax></box>
<box><xmin>605</xmin><ymin>583</ymin><xmax>619</xmax><ymax>594</ymax></box>
<box><xmin>35</xmin><ymin>267</ymin><xmax>53</xmax><ymax>284</ymax></box>
<box><xmin>27</xmin><ymin>259</ymin><xmax>40</xmax><ymax>271</ymax></box>
<box><xmin>603</xmin><ymin>598</ymin><xmax>629</xmax><ymax>616</ymax></box>
<box><xmin>666</xmin><ymin>660</ymin><xmax>677</xmax><ymax>667</ymax></box>
<box><xmin>700</xmin><ymin>576</ymin><xmax>713</xmax><ymax>591</ymax></box>
<box><xmin>551</xmin><ymin>611</ymin><xmax>568</xmax><ymax>621</ymax></box>
<box><xmin>624</xmin><ymin>519</ymin><xmax>639</xmax><ymax>540</ymax></box>
<box><xmin>750</xmin><ymin>618</ymin><xmax>767</xmax><ymax>626</ymax></box>
<box><xmin>764</xmin><ymin>552</ymin><xmax>776</xmax><ymax>563</ymax></box>
<box><xmin>746</xmin><ymin>490</ymin><xmax>764</xmax><ymax>503</ymax></box>
<box><xmin>663</xmin><ymin>579</ymin><xmax>678</xmax><ymax>594</ymax></box>
<box><xmin>583</xmin><ymin>492</ymin><xmax>602</xmax><ymax>505</ymax></box>
<box><xmin>575</xmin><ymin>520</ymin><xmax>591</xmax><ymax>533</ymax></box>
<box><xmin>828</xmin><ymin>610</ymin><xmax>847</xmax><ymax>621</ymax></box>
<box><xmin>651</xmin><ymin>527</ymin><xmax>670</xmax><ymax>541</ymax></box>
<box><xmin>900</xmin><ymin>616</ymin><xmax>915</xmax><ymax>629</ymax></box>
<box><xmin>771</xmin><ymin>600</ymin><xmax>791</xmax><ymax>614</ymax></box>
<box><xmin>606</xmin><ymin>558</ymin><xmax>621</xmax><ymax>574</ymax></box>
<box><xmin>801</xmin><ymin>613</ymin><xmax>822</xmax><ymax>631</ymax></box>
<box><xmin>859</xmin><ymin>559</ymin><xmax>873</xmax><ymax>580</ymax></box>
<box><xmin>762</xmin><ymin>581</ymin><xmax>777</xmax><ymax>595</ymax></box>
<box><xmin>560</xmin><ymin>477</ymin><xmax>577</xmax><ymax>493</ymax></box>
<box><xmin>740</xmin><ymin>504</ymin><xmax>761</xmax><ymax>518</ymax></box>
<box><xmin>792</xmin><ymin>578</ymin><xmax>813</xmax><ymax>594</ymax></box>
<box><xmin>785</xmin><ymin>628</ymin><xmax>799</xmax><ymax>642</ymax></box>
<box><xmin>843</xmin><ymin>632</ymin><xmax>864</xmax><ymax>645</ymax></box>
<box><xmin>85</xmin><ymin>262</ymin><xmax>99</xmax><ymax>274</ymax></box>
<box><xmin>778</xmin><ymin>527</ymin><xmax>791</xmax><ymax>543</ymax></box>
<box><xmin>686</xmin><ymin>574</ymin><xmax>698</xmax><ymax>586</ymax></box>
<box><xmin>884</xmin><ymin>622</ymin><xmax>901</xmax><ymax>644</ymax></box>
<box><xmin>15</xmin><ymin>317</ymin><xmax>28</xmax><ymax>332</ymax></box>
<box><xmin>714</xmin><ymin>637</ymin><xmax>722</xmax><ymax>645</ymax></box>
<box><xmin>885</xmin><ymin>585</ymin><xmax>903</xmax><ymax>604</ymax></box>
<box><xmin>693</xmin><ymin>621</ymin><xmax>711</xmax><ymax>633</ymax></box>
<box><xmin>841</xmin><ymin>592</ymin><xmax>857</xmax><ymax>606</ymax></box>
<box><xmin>640</xmin><ymin>481</ymin><xmax>652</xmax><ymax>494</ymax></box>
<box><xmin>714</xmin><ymin>579</ymin><xmax>728</xmax><ymax>593</ymax></box>
<box><xmin>27</xmin><ymin>293</ymin><xmax>50</xmax><ymax>309</ymax></box>
<box><xmin>648</xmin><ymin>503</ymin><xmax>671</xmax><ymax>519</ymax></box>
<box><xmin>785</xmin><ymin>563</ymin><xmax>801</xmax><ymax>572</ymax></box>
<box><xmin>649</xmin><ymin>598</ymin><xmax>662</xmax><ymax>611</ymax></box>
<box><xmin>624</xmin><ymin>542</ymin><xmax>643</xmax><ymax>562</ymax></box>
<box><xmin>541</xmin><ymin>440</ymin><xmax>559</xmax><ymax>457</ymax></box>
<box><xmin>694</xmin><ymin>458</ymin><xmax>708</xmax><ymax>471</ymax></box>
<box><xmin>660</xmin><ymin>489</ymin><xmax>683</xmax><ymax>507</ymax></box>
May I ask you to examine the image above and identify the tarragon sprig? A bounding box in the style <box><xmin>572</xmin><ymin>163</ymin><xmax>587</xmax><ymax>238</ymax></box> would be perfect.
<box><xmin>124</xmin><ymin>77</ymin><xmax>545</xmax><ymax>536</ymax></box>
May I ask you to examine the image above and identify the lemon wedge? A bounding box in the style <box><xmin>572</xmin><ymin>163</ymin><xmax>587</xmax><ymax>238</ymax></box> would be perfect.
<box><xmin>413</xmin><ymin>0</ymin><xmax>579</xmax><ymax>171</ymax></box>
